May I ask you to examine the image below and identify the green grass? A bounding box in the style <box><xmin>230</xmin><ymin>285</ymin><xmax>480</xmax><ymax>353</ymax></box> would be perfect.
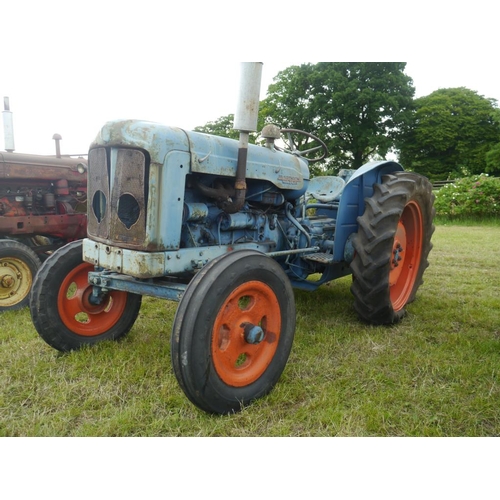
<box><xmin>1</xmin><ymin>224</ymin><xmax>499</xmax><ymax>436</ymax></box>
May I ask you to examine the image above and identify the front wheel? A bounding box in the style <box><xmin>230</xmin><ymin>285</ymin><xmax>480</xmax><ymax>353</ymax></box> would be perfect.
<box><xmin>171</xmin><ymin>250</ymin><xmax>296</xmax><ymax>414</ymax></box>
<box><xmin>350</xmin><ymin>172</ymin><xmax>435</xmax><ymax>324</ymax></box>
<box><xmin>30</xmin><ymin>240</ymin><xmax>142</xmax><ymax>352</ymax></box>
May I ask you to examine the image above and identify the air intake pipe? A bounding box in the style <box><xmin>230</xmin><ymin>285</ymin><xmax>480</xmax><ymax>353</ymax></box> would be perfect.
<box><xmin>221</xmin><ymin>62</ymin><xmax>263</xmax><ymax>214</ymax></box>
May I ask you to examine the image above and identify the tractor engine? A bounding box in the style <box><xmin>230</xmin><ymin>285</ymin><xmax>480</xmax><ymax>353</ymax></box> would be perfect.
<box><xmin>0</xmin><ymin>153</ymin><xmax>87</xmax><ymax>237</ymax></box>
<box><xmin>178</xmin><ymin>178</ymin><xmax>340</xmax><ymax>281</ymax></box>
<box><xmin>82</xmin><ymin>120</ymin><xmax>348</xmax><ymax>286</ymax></box>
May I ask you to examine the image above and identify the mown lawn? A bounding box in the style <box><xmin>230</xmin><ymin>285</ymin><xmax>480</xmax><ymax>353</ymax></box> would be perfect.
<box><xmin>1</xmin><ymin>224</ymin><xmax>499</xmax><ymax>436</ymax></box>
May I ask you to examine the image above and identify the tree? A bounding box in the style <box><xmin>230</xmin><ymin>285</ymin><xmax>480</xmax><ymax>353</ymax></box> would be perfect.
<box><xmin>194</xmin><ymin>114</ymin><xmax>240</xmax><ymax>141</ymax></box>
<box><xmin>485</xmin><ymin>107</ymin><xmax>500</xmax><ymax>176</ymax></box>
<box><xmin>193</xmin><ymin>113</ymin><xmax>265</xmax><ymax>145</ymax></box>
<box><xmin>398</xmin><ymin>88</ymin><xmax>500</xmax><ymax>181</ymax></box>
<box><xmin>261</xmin><ymin>62</ymin><xmax>416</xmax><ymax>172</ymax></box>
<box><xmin>194</xmin><ymin>63</ymin><xmax>415</xmax><ymax>174</ymax></box>
<box><xmin>486</xmin><ymin>143</ymin><xmax>500</xmax><ymax>175</ymax></box>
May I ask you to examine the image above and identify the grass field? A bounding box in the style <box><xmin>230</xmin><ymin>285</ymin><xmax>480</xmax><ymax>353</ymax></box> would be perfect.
<box><xmin>1</xmin><ymin>224</ymin><xmax>499</xmax><ymax>436</ymax></box>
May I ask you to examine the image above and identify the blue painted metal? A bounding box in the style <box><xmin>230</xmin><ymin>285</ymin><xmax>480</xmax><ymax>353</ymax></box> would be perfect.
<box><xmin>88</xmin><ymin>271</ymin><xmax>187</xmax><ymax>301</ymax></box>
<box><xmin>93</xmin><ymin>119</ymin><xmax>309</xmax><ymax>195</ymax></box>
<box><xmin>329</xmin><ymin>160</ymin><xmax>404</xmax><ymax>262</ymax></box>
<box><xmin>84</xmin><ymin>119</ymin><xmax>406</xmax><ymax>298</ymax></box>
<box><xmin>82</xmin><ymin>239</ymin><xmax>276</xmax><ymax>279</ymax></box>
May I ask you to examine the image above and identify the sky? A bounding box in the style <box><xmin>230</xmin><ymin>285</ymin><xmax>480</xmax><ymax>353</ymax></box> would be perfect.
<box><xmin>1</xmin><ymin>1</ymin><xmax>499</xmax><ymax>160</ymax></box>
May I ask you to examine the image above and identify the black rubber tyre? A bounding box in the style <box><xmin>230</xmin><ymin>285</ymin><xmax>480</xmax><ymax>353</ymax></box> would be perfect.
<box><xmin>0</xmin><ymin>239</ymin><xmax>41</xmax><ymax>312</ymax></box>
<box><xmin>171</xmin><ymin>250</ymin><xmax>296</xmax><ymax>414</ymax></box>
<box><xmin>350</xmin><ymin>172</ymin><xmax>435</xmax><ymax>324</ymax></box>
<box><xmin>30</xmin><ymin>240</ymin><xmax>142</xmax><ymax>352</ymax></box>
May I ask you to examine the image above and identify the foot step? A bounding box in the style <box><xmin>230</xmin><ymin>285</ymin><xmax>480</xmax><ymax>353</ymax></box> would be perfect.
<box><xmin>303</xmin><ymin>253</ymin><xmax>334</xmax><ymax>264</ymax></box>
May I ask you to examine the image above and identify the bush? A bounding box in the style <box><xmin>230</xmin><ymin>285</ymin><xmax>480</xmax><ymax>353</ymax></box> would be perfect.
<box><xmin>434</xmin><ymin>175</ymin><xmax>500</xmax><ymax>220</ymax></box>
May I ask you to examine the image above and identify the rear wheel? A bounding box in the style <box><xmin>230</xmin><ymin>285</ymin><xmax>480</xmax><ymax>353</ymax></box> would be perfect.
<box><xmin>350</xmin><ymin>172</ymin><xmax>435</xmax><ymax>324</ymax></box>
<box><xmin>0</xmin><ymin>239</ymin><xmax>41</xmax><ymax>311</ymax></box>
<box><xmin>171</xmin><ymin>250</ymin><xmax>296</xmax><ymax>414</ymax></box>
<box><xmin>30</xmin><ymin>240</ymin><xmax>142</xmax><ymax>351</ymax></box>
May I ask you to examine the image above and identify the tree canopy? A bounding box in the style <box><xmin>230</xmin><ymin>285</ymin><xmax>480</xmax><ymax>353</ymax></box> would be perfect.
<box><xmin>194</xmin><ymin>64</ymin><xmax>500</xmax><ymax>180</ymax></box>
<box><xmin>195</xmin><ymin>63</ymin><xmax>415</xmax><ymax>173</ymax></box>
<box><xmin>261</xmin><ymin>62</ymin><xmax>415</xmax><ymax>172</ymax></box>
<box><xmin>398</xmin><ymin>87</ymin><xmax>500</xmax><ymax>180</ymax></box>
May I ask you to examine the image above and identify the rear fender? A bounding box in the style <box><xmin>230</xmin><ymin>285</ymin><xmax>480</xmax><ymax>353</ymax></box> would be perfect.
<box><xmin>332</xmin><ymin>160</ymin><xmax>404</xmax><ymax>262</ymax></box>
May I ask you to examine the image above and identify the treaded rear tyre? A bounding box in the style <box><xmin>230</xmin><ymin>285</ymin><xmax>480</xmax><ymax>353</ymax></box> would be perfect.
<box><xmin>350</xmin><ymin>172</ymin><xmax>435</xmax><ymax>324</ymax></box>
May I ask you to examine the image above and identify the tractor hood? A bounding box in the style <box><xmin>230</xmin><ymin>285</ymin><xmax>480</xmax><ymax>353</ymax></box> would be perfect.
<box><xmin>91</xmin><ymin>119</ymin><xmax>309</xmax><ymax>192</ymax></box>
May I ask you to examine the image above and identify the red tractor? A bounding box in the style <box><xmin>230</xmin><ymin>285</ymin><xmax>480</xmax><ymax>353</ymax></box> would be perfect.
<box><xmin>0</xmin><ymin>98</ymin><xmax>87</xmax><ymax>311</ymax></box>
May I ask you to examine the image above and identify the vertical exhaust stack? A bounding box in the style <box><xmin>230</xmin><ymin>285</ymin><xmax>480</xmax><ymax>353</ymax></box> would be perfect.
<box><xmin>223</xmin><ymin>62</ymin><xmax>263</xmax><ymax>214</ymax></box>
<box><xmin>53</xmin><ymin>133</ymin><xmax>62</xmax><ymax>158</ymax></box>
<box><xmin>3</xmin><ymin>97</ymin><xmax>15</xmax><ymax>152</ymax></box>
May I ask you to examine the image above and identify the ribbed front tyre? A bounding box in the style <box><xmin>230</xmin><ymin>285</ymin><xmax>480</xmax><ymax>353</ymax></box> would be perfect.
<box><xmin>171</xmin><ymin>250</ymin><xmax>296</xmax><ymax>414</ymax></box>
<box><xmin>30</xmin><ymin>240</ymin><xmax>142</xmax><ymax>352</ymax></box>
<box><xmin>350</xmin><ymin>172</ymin><xmax>435</xmax><ymax>324</ymax></box>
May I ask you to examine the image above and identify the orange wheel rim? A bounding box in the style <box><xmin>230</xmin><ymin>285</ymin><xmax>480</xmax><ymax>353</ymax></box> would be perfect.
<box><xmin>212</xmin><ymin>281</ymin><xmax>281</xmax><ymax>387</ymax></box>
<box><xmin>58</xmin><ymin>262</ymin><xmax>128</xmax><ymax>336</ymax></box>
<box><xmin>389</xmin><ymin>200</ymin><xmax>423</xmax><ymax>311</ymax></box>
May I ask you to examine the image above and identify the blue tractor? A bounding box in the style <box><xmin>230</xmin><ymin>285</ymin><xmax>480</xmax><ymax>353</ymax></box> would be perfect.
<box><xmin>30</xmin><ymin>64</ymin><xmax>435</xmax><ymax>414</ymax></box>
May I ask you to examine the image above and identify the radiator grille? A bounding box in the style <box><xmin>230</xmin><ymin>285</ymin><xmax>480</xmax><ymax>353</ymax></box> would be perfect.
<box><xmin>87</xmin><ymin>147</ymin><xmax>148</xmax><ymax>249</ymax></box>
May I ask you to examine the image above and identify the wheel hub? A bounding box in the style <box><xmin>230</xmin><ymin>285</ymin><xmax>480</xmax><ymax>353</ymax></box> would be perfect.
<box><xmin>243</xmin><ymin>323</ymin><xmax>265</xmax><ymax>344</ymax></box>
<box><xmin>392</xmin><ymin>242</ymin><xmax>404</xmax><ymax>267</ymax></box>
<box><xmin>1</xmin><ymin>273</ymin><xmax>16</xmax><ymax>289</ymax></box>
<box><xmin>212</xmin><ymin>280</ymin><xmax>282</xmax><ymax>387</ymax></box>
<box><xmin>389</xmin><ymin>222</ymin><xmax>407</xmax><ymax>286</ymax></box>
<box><xmin>57</xmin><ymin>261</ymin><xmax>130</xmax><ymax>336</ymax></box>
<box><xmin>0</xmin><ymin>257</ymin><xmax>33</xmax><ymax>307</ymax></box>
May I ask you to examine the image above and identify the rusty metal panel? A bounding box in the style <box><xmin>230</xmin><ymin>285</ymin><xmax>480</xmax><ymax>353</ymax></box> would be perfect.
<box><xmin>0</xmin><ymin>213</ymin><xmax>87</xmax><ymax>239</ymax></box>
<box><xmin>109</xmin><ymin>149</ymin><xmax>147</xmax><ymax>248</ymax></box>
<box><xmin>0</xmin><ymin>152</ymin><xmax>87</xmax><ymax>182</ymax></box>
<box><xmin>87</xmin><ymin>147</ymin><xmax>110</xmax><ymax>239</ymax></box>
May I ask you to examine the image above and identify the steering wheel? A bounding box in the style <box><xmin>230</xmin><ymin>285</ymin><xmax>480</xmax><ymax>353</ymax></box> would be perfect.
<box><xmin>278</xmin><ymin>128</ymin><xmax>329</xmax><ymax>163</ymax></box>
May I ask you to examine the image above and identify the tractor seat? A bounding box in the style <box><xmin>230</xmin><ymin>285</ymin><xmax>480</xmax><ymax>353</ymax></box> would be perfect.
<box><xmin>305</xmin><ymin>176</ymin><xmax>346</xmax><ymax>202</ymax></box>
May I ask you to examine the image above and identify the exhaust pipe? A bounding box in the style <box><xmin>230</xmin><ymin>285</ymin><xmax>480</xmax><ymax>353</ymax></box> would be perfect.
<box><xmin>222</xmin><ymin>62</ymin><xmax>263</xmax><ymax>214</ymax></box>
<box><xmin>52</xmin><ymin>133</ymin><xmax>62</xmax><ymax>158</ymax></box>
<box><xmin>2</xmin><ymin>97</ymin><xmax>15</xmax><ymax>152</ymax></box>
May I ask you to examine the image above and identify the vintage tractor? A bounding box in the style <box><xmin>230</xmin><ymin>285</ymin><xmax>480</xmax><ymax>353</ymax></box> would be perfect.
<box><xmin>30</xmin><ymin>64</ymin><xmax>435</xmax><ymax>414</ymax></box>
<box><xmin>1</xmin><ymin>99</ymin><xmax>87</xmax><ymax>311</ymax></box>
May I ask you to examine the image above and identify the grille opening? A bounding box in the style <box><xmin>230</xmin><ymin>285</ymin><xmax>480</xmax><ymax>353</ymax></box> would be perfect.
<box><xmin>118</xmin><ymin>193</ymin><xmax>140</xmax><ymax>229</ymax></box>
<box><xmin>92</xmin><ymin>190</ymin><xmax>107</xmax><ymax>223</ymax></box>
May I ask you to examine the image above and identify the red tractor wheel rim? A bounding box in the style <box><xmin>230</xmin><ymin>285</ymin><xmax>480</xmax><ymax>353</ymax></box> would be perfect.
<box><xmin>389</xmin><ymin>200</ymin><xmax>423</xmax><ymax>311</ymax></box>
<box><xmin>58</xmin><ymin>262</ymin><xmax>128</xmax><ymax>336</ymax></box>
<box><xmin>212</xmin><ymin>281</ymin><xmax>281</xmax><ymax>387</ymax></box>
